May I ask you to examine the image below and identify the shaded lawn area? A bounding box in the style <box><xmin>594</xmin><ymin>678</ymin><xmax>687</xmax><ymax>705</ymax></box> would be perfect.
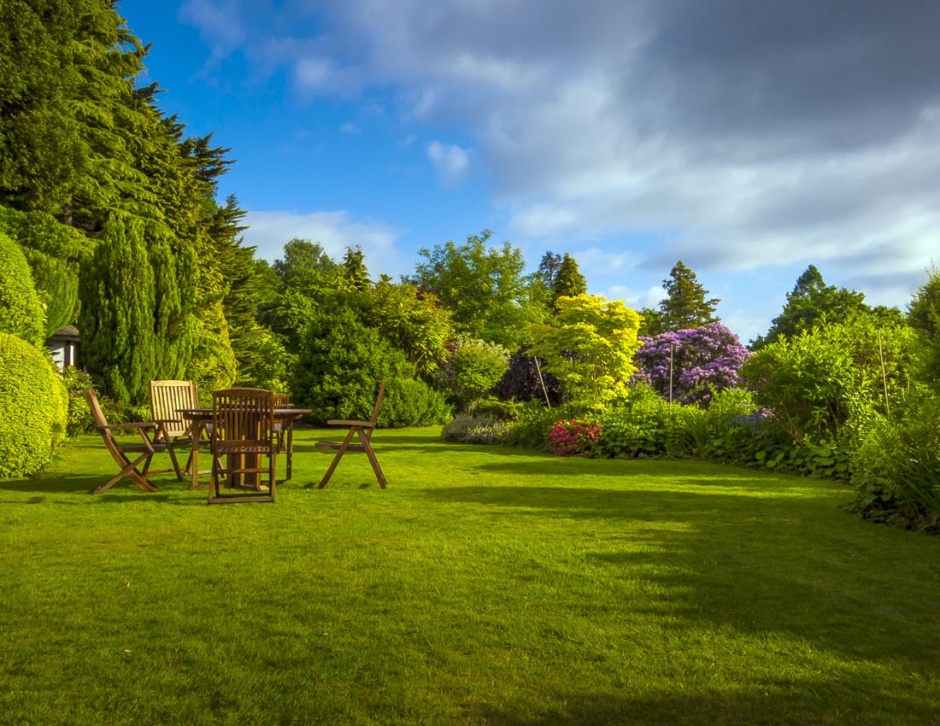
<box><xmin>1</xmin><ymin>428</ymin><xmax>939</xmax><ymax>725</ymax></box>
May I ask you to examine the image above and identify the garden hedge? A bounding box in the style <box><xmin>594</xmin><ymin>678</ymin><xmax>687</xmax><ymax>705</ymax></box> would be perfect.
<box><xmin>0</xmin><ymin>332</ymin><xmax>68</xmax><ymax>478</ymax></box>
<box><xmin>0</xmin><ymin>232</ymin><xmax>45</xmax><ymax>346</ymax></box>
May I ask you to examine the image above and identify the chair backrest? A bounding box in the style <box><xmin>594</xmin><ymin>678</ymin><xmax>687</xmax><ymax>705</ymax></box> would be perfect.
<box><xmin>369</xmin><ymin>380</ymin><xmax>387</xmax><ymax>426</ymax></box>
<box><xmin>212</xmin><ymin>388</ymin><xmax>275</xmax><ymax>443</ymax></box>
<box><xmin>150</xmin><ymin>380</ymin><xmax>199</xmax><ymax>438</ymax></box>
<box><xmin>272</xmin><ymin>392</ymin><xmax>290</xmax><ymax>408</ymax></box>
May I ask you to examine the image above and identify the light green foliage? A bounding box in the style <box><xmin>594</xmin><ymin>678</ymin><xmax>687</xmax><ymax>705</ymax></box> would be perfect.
<box><xmin>742</xmin><ymin>315</ymin><xmax>916</xmax><ymax>443</ymax></box>
<box><xmin>340</xmin><ymin>245</ymin><xmax>369</xmax><ymax>292</ymax></box>
<box><xmin>0</xmin><ymin>232</ymin><xmax>45</xmax><ymax>346</ymax></box>
<box><xmin>658</xmin><ymin>260</ymin><xmax>720</xmax><ymax>331</ymax></box>
<box><xmin>363</xmin><ymin>277</ymin><xmax>452</xmax><ymax>376</ymax></box>
<box><xmin>907</xmin><ymin>264</ymin><xmax>940</xmax><ymax>386</ymax></box>
<box><xmin>0</xmin><ymin>332</ymin><xmax>67</xmax><ymax>477</ymax></box>
<box><xmin>849</xmin><ymin>389</ymin><xmax>940</xmax><ymax>532</ymax></box>
<box><xmin>447</xmin><ymin>336</ymin><xmax>510</xmax><ymax>411</ymax></box>
<box><xmin>414</xmin><ymin>230</ymin><xmax>546</xmax><ymax>349</ymax></box>
<box><xmin>527</xmin><ymin>294</ymin><xmax>642</xmax><ymax>410</ymax></box>
<box><xmin>752</xmin><ymin>265</ymin><xmax>870</xmax><ymax>349</ymax></box>
<box><xmin>0</xmin><ymin>207</ymin><xmax>92</xmax><ymax>336</ymax></box>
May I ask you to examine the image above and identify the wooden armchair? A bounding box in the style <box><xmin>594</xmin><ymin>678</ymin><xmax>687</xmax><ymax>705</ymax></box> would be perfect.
<box><xmin>149</xmin><ymin>379</ymin><xmax>201</xmax><ymax>481</ymax></box>
<box><xmin>209</xmin><ymin>388</ymin><xmax>278</xmax><ymax>504</ymax></box>
<box><xmin>316</xmin><ymin>381</ymin><xmax>387</xmax><ymax>489</ymax></box>
<box><xmin>85</xmin><ymin>388</ymin><xmax>171</xmax><ymax>494</ymax></box>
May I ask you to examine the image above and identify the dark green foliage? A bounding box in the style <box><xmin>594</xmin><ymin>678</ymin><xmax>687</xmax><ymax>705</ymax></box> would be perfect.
<box><xmin>291</xmin><ymin>305</ymin><xmax>448</xmax><ymax>426</ymax></box>
<box><xmin>638</xmin><ymin>307</ymin><xmax>665</xmax><ymax>336</ymax></box>
<box><xmin>658</xmin><ymin>260</ymin><xmax>720</xmax><ymax>331</ymax></box>
<box><xmin>0</xmin><ymin>332</ymin><xmax>67</xmax><ymax>477</ymax></box>
<box><xmin>537</xmin><ymin>251</ymin><xmax>562</xmax><ymax>288</ymax></box>
<box><xmin>908</xmin><ymin>265</ymin><xmax>940</xmax><ymax>387</ymax></box>
<box><xmin>78</xmin><ymin>216</ymin><xmax>156</xmax><ymax>405</ymax></box>
<box><xmin>848</xmin><ymin>390</ymin><xmax>940</xmax><ymax>533</ymax></box>
<box><xmin>551</xmin><ymin>252</ymin><xmax>587</xmax><ymax>309</ymax></box>
<box><xmin>493</xmin><ymin>345</ymin><xmax>563</xmax><ymax>406</ymax></box>
<box><xmin>0</xmin><ymin>231</ymin><xmax>45</xmax><ymax>345</ymax></box>
<box><xmin>752</xmin><ymin>265</ymin><xmax>870</xmax><ymax>349</ymax></box>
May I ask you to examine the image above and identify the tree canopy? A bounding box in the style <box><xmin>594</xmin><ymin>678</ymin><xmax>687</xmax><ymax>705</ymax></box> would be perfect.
<box><xmin>658</xmin><ymin>261</ymin><xmax>720</xmax><ymax>331</ymax></box>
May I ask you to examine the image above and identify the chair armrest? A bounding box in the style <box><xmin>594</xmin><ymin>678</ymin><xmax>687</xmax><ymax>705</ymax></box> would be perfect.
<box><xmin>326</xmin><ymin>419</ymin><xmax>373</xmax><ymax>427</ymax></box>
<box><xmin>101</xmin><ymin>421</ymin><xmax>157</xmax><ymax>431</ymax></box>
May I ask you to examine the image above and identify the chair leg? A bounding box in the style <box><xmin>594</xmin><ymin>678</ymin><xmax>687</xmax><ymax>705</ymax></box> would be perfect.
<box><xmin>95</xmin><ymin>452</ymin><xmax>157</xmax><ymax>494</ymax></box>
<box><xmin>165</xmin><ymin>441</ymin><xmax>185</xmax><ymax>482</ymax></box>
<box><xmin>359</xmin><ymin>433</ymin><xmax>387</xmax><ymax>489</ymax></box>
<box><xmin>318</xmin><ymin>428</ymin><xmax>356</xmax><ymax>489</ymax></box>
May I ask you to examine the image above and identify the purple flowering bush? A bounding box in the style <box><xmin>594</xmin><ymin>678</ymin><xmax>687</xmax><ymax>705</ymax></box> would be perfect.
<box><xmin>632</xmin><ymin>322</ymin><xmax>749</xmax><ymax>407</ymax></box>
<box><xmin>549</xmin><ymin>418</ymin><xmax>602</xmax><ymax>457</ymax></box>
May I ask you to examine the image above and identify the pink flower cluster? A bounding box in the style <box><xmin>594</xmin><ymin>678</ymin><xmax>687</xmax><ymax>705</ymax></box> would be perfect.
<box><xmin>549</xmin><ymin>419</ymin><xmax>602</xmax><ymax>457</ymax></box>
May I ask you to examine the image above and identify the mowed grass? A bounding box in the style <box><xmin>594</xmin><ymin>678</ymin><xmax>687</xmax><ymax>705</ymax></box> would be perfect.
<box><xmin>1</xmin><ymin>428</ymin><xmax>939</xmax><ymax>725</ymax></box>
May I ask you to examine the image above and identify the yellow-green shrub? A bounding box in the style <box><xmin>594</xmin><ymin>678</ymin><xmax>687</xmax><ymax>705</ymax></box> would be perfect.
<box><xmin>0</xmin><ymin>333</ymin><xmax>68</xmax><ymax>477</ymax></box>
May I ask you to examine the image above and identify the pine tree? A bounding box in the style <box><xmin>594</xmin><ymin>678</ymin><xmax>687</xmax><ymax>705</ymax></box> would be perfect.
<box><xmin>538</xmin><ymin>251</ymin><xmax>562</xmax><ymax>288</ymax></box>
<box><xmin>658</xmin><ymin>261</ymin><xmax>720</xmax><ymax>331</ymax></box>
<box><xmin>551</xmin><ymin>252</ymin><xmax>587</xmax><ymax>309</ymax></box>
<box><xmin>340</xmin><ymin>245</ymin><xmax>370</xmax><ymax>292</ymax></box>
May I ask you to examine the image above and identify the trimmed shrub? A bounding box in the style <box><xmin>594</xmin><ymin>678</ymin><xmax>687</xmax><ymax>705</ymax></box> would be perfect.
<box><xmin>381</xmin><ymin>377</ymin><xmax>452</xmax><ymax>427</ymax></box>
<box><xmin>0</xmin><ymin>232</ymin><xmax>45</xmax><ymax>346</ymax></box>
<box><xmin>0</xmin><ymin>333</ymin><xmax>68</xmax><ymax>477</ymax></box>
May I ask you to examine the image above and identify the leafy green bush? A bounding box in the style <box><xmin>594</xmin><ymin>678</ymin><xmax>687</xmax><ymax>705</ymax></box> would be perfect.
<box><xmin>62</xmin><ymin>366</ymin><xmax>95</xmax><ymax>436</ymax></box>
<box><xmin>0</xmin><ymin>232</ymin><xmax>45</xmax><ymax>346</ymax></box>
<box><xmin>596</xmin><ymin>386</ymin><xmax>672</xmax><ymax>459</ymax></box>
<box><xmin>381</xmin><ymin>377</ymin><xmax>452</xmax><ymax>427</ymax></box>
<box><xmin>848</xmin><ymin>391</ymin><xmax>940</xmax><ymax>533</ymax></box>
<box><xmin>501</xmin><ymin>400</ymin><xmax>559</xmax><ymax>451</ymax></box>
<box><xmin>0</xmin><ymin>333</ymin><xmax>68</xmax><ymax>477</ymax></box>
<box><xmin>444</xmin><ymin>336</ymin><xmax>509</xmax><ymax>411</ymax></box>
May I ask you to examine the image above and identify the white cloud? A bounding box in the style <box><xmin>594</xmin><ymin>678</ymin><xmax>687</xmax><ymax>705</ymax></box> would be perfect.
<box><xmin>242</xmin><ymin>210</ymin><xmax>408</xmax><ymax>278</ymax></box>
<box><xmin>426</xmin><ymin>141</ymin><xmax>470</xmax><ymax>187</ymax></box>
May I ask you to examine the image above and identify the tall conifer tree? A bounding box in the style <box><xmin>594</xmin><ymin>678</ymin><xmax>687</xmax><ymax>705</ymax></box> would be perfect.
<box><xmin>658</xmin><ymin>260</ymin><xmax>720</xmax><ymax>331</ymax></box>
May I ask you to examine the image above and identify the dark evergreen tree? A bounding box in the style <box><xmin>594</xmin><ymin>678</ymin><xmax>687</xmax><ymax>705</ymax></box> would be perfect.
<box><xmin>538</xmin><ymin>251</ymin><xmax>563</xmax><ymax>288</ymax></box>
<box><xmin>551</xmin><ymin>252</ymin><xmax>587</xmax><ymax>309</ymax></box>
<box><xmin>658</xmin><ymin>260</ymin><xmax>720</xmax><ymax>331</ymax></box>
<box><xmin>78</xmin><ymin>216</ymin><xmax>156</xmax><ymax>405</ymax></box>
<box><xmin>751</xmin><ymin>265</ymin><xmax>869</xmax><ymax>349</ymax></box>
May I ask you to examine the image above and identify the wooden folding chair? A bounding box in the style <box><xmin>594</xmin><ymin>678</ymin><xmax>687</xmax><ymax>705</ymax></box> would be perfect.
<box><xmin>85</xmin><ymin>388</ymin><xmax>170</xmax><ymax>494</ymax></box>
<box><xmin>316</xmin><ymin>381</ymin><xmax>387</xmax><ymax>489</ymax></box>
<box><xmin>209</xmin><ymin>388</ymin><xmax>278</xmax><ymax>504</ymax></box>
<box><xmin>149</xmin><ymin>380</ymin><xmax>202</xmax><ymax>481</ymax></box>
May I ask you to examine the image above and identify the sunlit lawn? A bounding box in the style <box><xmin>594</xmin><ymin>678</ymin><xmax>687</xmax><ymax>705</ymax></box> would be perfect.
<box><xmin>1</xmin><ymin>427</ymin><xmax>939</xmax><ymax>725</ymax></box>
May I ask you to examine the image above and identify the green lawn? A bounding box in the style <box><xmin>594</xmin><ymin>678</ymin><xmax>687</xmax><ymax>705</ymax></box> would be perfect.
<box><xmin>1</xmin><ymin>428</ymin><xmax>939</xmax><ymax>725</ymax></box>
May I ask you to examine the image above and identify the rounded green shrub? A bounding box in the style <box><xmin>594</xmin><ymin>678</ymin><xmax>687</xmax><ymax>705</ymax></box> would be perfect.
<box><xmin>0</xmin><ymin>231</ymin><xmax>45</xmax><ymax>346</ymax></box>
<box><xmin>0</xmin><ymin>332</ymin><xmax>68</xmax><ymax>477</ymax></box>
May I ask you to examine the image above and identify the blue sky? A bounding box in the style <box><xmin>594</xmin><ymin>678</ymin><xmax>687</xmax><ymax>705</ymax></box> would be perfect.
<box><xmin>119</xmin><ymin>1</ymin><xmax>940</xmax><ymax>343</ymax></box>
